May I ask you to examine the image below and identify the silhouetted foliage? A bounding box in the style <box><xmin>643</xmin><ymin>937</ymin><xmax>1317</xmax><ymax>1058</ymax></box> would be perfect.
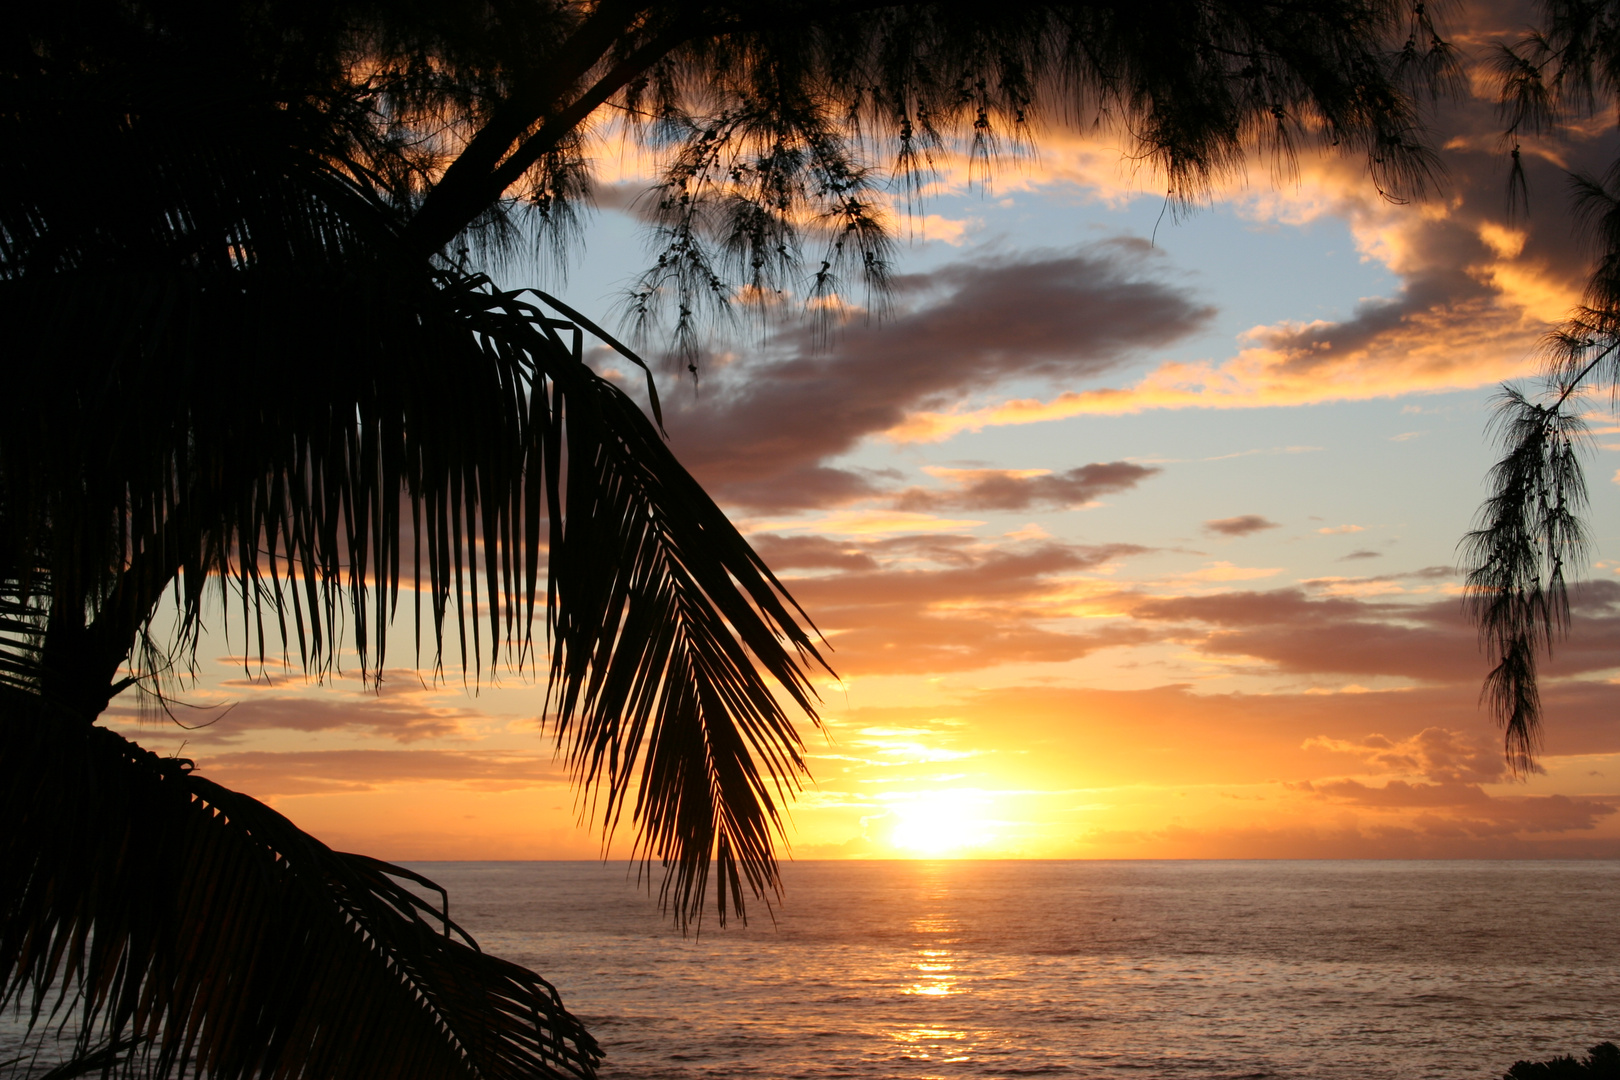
<box><xmin>1507</xmin><ymin>1042</ymin><xmax>1620</xmax><ymax>1080</ymax></box>
<box><xmin>0</xmin><ymin>694</ymin><xmax>601</xmax><ymax>1080</ymax></box>
<box><xmin>1465</xmin><ymin>0</ymin><xmax>1620</xmax><ymax>771</ymax></box>
<box><xmin>3</xmin><ymin>0</ymin><xmax>1449</xmax><ymax>1075</ymax></box>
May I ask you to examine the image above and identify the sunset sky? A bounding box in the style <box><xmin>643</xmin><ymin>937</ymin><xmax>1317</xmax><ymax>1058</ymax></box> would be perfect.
<box><xmin>106</xmin><ymin>0</ymin><xmax>1620</xmax><ymax>864</ymax></box>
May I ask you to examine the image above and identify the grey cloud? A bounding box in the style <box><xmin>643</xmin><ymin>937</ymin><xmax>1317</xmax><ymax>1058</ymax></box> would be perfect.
<box><xmin>1311</xmin><ymin>779</ymin><xmax>1615</xmax><ymax>834</ymax></box>
<box><xmin>1124</xmin><ymin>581</ymin><xmax>1620</xmax><ymax>684</ymax></box>
<box><xmin>651</xmin><ymin>248</ymin><xmax>1214</xmax><ymax>513</ymax></box>
<box><xmin>103</xmin><ymin>694</ymin><xmax>474</xmax><ymax>744</ymax></box>
<box><xmin>1203</xmin><ymin>514</ymin><xmax>1280</xmax><ymax>537</ymax></box>
<box><xmin>894</xmin><ymin>461</ymin><xmax>1161</xmax><ymax>512</ymax></box>
<box><xmin>193</xmin><ymin>749</ymin><xmax>568</xmax><ymax>796</ymax></box>
<box><xmin>1300</xmin><ymin>565</ymin><xmax>1455</xmax><ymax>587</ymax></box>
<box><xmin>773</xmin><ymin>537</ymin><xmax>1154</xmax><ymax>674</ymax></box>
<box><xmin>749</xmin><ymin>534</ymin><xmax>880</xmax><ymax>572</ymax></box>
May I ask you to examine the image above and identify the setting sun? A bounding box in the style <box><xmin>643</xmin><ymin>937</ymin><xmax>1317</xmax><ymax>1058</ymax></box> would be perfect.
<box><xmin>889</xmin><ymin>792</ymin><xmax>990</xmax><ymax>856</ymax></box>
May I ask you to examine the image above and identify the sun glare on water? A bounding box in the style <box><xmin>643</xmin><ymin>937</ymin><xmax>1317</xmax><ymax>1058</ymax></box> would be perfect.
<box><xmin>889</xmin><ymin>792</ymin><xmax>989</xmax><ymax>856</ymax></box>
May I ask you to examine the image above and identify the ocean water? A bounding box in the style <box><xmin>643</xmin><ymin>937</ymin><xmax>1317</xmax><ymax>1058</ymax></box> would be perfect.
<box><xmin>413</xmin><ymin>860</ymin><xmax>1620</xmax><ymax>1080</ymax></box>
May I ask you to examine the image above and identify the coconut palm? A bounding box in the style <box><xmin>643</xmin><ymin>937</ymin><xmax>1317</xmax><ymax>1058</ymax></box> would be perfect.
<box><xmin>2</xmin><ymin>0</ymin><xmax>1447</xmax><ymax>1076</ymax></box>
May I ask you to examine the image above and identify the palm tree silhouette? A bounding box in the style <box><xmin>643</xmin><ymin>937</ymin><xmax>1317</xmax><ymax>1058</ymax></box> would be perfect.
<box><xmin>1</xmin><ymin>1</ymin><xmax>1448</xmax><ymax>1076</ymax></box>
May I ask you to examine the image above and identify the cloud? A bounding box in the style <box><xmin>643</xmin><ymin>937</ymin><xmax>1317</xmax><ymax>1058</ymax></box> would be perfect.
<box><xmin>1339</xmin><ymin>549</ymin><xmax>1383</xmax><ymax>561</ymax></box>
<box><xmin>1309</xmin><ymin>778</ymin><xmax>1493</xmax><ymax>807</ymax></box>
<box><xmin>1079</xmin><ymin>819</ymin><xmax>1620</xmax><ymax>858</ymax></box>
<box><xmin>1121</xmin><ymin>580</ymin><xmax>1620</xmax><ymax>684</ymax></box>
<box><xmin>1300</xmin><ymin>565</ymin><xmax>1455</xmax><ymax>594</ymax></box>
<box><xmin>757</xmin><ymin>509</ymin><xmax>985</xmax><ymax>536</ymax></box>
<box><xmin>1317</xmin><ymin>524</ymin><xmax>1366</xmax><ymax>535</ymax></box>
<box><xmin>893</xmin><ymin>462</ymin><xmax>1161</xmax><ymax>512</ymax></box>
<box><xmin>650</xmin><ymin>246</ymin><xmax>1213</xmax><ymax>512</ymax></box>
<box><xmin>745</xmin><ymin>534</ymin><xmax>1614</xmax><ymax>684</ymax></box>
<box><xmin>1302</xmin><ymin>727</ymin><xmax>1509</xmax><ymax>784</ymax></box>
<box><xmin>777</xmin><ymin>536</ymin><xmax>1154</xmax><ymax>675</ymax></box>
<box><xmin>696</xmin><ymin>539</ymin><xmax>1617</xmax><ymax>686</ymax></box>
<box><xmin>739</xmin><ymin>527</ymin><xmax>1609</xmax><ymax>688</ymax></box>
<box><xmin>749</xmin><ymin>534</ymin><xmax>881</xmax><ymax>571</ymax></box>
<box><xmin>594</xmin><ymin>20</ymin><xmax>1616</xmax><ymax>461</ymax></box>
<box><xmin>878</xmin><ymin>82</ymin><xmax>1618</xmax><ymax>440</ymax></box>
<box><xmin>103</xmin><ymin>694</ymin><xmax>476</xmax><ymax>744</ymax></box>
<box><xmin>1294</xmin><ymin>721</ymin><xmax>1619</xmax><ymax>835</ymax></box>
<box><xmin>192</xmin><ymin>749</ymin><xmax>569</xmax><ymax>796</ymax></box>
<box><xmin>1173</xmin><ymin>561</ymin><xmax>1283</xmax><ymax>582</ymax></box>
<box><xmin>1135</xmin><ymin>589</ymin><xmax>1479</xmax><ymax>681</ymax></box>
<box><xmin>1203</xmin><ymin>515</ymin><xmax>1281</xmax><ymax>537</ymax></box>
<box><xmin>907</xmin><ymin>679</ymin><xmax>1620</xmax><ymax>785</ymax></box>
<box><xmin>593</xmin><ymin>38</ymin><xmax>1620</xmax><ymax>537</ymax></box>
<box><xmin>1298</xmin><ymin>777</ymin><xmax>1614</xmax><ymax>835</ymax></box>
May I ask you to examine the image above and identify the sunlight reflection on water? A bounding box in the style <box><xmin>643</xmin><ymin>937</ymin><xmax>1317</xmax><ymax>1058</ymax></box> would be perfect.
<box><xmin>904</xmin><ymin>875</ymin><xmax>963</xmax><ymax>999</ymax></box>
<box><xmin>407</xmin><ymin>860</ymin><xmax>1620</xmax><ymax>1080</ymax></box>
<box><xmin>906</xmin><ymin>940</ymin><xmax>959</xmax><ymax>997</ymax></box>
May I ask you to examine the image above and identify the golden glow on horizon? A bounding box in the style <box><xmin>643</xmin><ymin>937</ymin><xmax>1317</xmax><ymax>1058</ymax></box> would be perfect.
<box><xmin>888</xmin><ymin>792</ymin><xmax>988</xmax><ymax>856</ymax></box>
<box><xmin>134</xmin><ymin>91</ymin><xmax>1620</xmax><ymax>865</ymax></box>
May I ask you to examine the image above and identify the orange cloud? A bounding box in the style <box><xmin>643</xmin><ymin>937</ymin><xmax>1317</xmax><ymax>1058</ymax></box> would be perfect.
<box><xmin>191</xmin><ymin>748</ymin><xmax>570</xmax><ymax>796</ymax></box>
<box><xmin>777</xmin><ymin>536</ymin><xmax>1157</xmax><ymax>675</ymax></box>
<box><xmin>883</xmin><ymin>97</ymin><xmax>1610</xmax><ymax>441</ymax></box>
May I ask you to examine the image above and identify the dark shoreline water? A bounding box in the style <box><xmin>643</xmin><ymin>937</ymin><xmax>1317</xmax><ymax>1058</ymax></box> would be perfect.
<box><xmin>414</xmin><ymin>860</ymin><xmax>1620</xmax><ymax>1080</ymax></box>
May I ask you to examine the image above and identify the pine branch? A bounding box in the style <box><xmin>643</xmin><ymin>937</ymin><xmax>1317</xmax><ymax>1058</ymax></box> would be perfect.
<box><xmin>1462</xmin><ymin>386</ymin><xmax>1590</xmax><ymax>774</ymax></box>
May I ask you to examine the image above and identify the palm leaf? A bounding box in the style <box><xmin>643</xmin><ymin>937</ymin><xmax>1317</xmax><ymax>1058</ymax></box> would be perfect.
<box><xmin>0</xmin><ymin>697</ymin><xmax>601</xmax><ymax>1080</ymax></box>
<box><xmin>456</xmin><ymin>280</ymin><xmax>831</xmax><ymax>926</ymax></box>
<box><xmin>0</xmin><ymin>261</ymin><xmax>831</xmax><ymax>925</ymax></box>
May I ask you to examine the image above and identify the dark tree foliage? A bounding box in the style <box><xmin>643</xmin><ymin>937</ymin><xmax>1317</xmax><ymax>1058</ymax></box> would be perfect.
<box><xmin>3</xmin><ymin>0</ymin><xmax>1446</xmax><ymax>1076</ymax></box>
<box><xmin>1465</xmin><ymin>0</ymin><xmax>1620</xmax><ymax>772</ymax></box>
<box><xmin>0</xmin><ymin>694</ymin><xmax>601</xmax><ymax>1080</ymax></box>
<box><xmin>1506</xmin><ymin>1043</ymin><xmax>1620</xmax><ymax>1080</ymax></box>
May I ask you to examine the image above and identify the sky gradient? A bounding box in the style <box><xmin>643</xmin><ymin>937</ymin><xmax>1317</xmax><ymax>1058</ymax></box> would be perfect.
<box><xmin>105</xmin><ymin>0</ymin><xmax>1620</xmax><ymax>863</ymax></box>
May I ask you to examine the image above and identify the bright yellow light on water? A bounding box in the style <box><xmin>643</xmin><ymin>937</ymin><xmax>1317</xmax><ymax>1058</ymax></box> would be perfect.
<box><xmin>889</xmin><ymin>792</ymin><xmax>988</xmax><ymax>855</ymax></box>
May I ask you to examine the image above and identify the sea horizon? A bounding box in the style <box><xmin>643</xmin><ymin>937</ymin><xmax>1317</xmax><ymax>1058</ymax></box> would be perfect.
<box><xmin>406</xmin><ymin>858</ymin><xmax>1620</xmax><ymax>1079</ymax></box>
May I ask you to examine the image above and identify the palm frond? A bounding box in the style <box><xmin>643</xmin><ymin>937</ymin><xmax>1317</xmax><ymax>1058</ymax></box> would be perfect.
<box><xmin>462</xmin><ymin>282</ymin><xmax>829</xmax><ymax>927</ymax></box>
<box><xmin>0</xmin><ymin>262</ymin><xmax>829</xmax><ymax>925</ymax></box>
<box><xmin>0</xmin><ymin>697</ymin><xmax>601</xmax><ymax>1080</ymax></box>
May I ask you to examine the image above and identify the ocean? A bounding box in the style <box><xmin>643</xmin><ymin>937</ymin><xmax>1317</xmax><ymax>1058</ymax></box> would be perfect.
<box><xmin>415</xmin><ymin>860</ymin><xmax>1620</xmax><ymax>1080</ymax></box>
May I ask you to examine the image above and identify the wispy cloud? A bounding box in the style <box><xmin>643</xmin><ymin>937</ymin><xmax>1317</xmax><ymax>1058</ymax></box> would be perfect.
<box><xmin>893</xmin><ymin>462</ymin><xmax>1161</xmax><ymax>512</ymax></box>
<box><xmin>1203</xmin><ymin>515</ymin><xmax>1281</xmax><ymax>537</ymax></box>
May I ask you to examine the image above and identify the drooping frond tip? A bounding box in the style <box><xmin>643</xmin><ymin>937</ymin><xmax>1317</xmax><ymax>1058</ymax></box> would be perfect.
<box><xmin>0</xmin><ymin>702</ymin><xmax>602</xmax><ymax>1080</ymax></box>
<box><xmin>1461</xmin><ymin>385</ymin><xmax>1590</xmax><ymax>775</ymax></box>
<box><xmin>503</xmin><ymin>284</ymin><xmax>833</xmax><ymax>929</ymax></box>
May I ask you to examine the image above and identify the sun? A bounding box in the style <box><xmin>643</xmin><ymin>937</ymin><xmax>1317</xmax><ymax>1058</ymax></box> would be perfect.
<box><xmin>889</xmin><ymin>792</ymin><xmax>989</xmax><ymax>856</ymax></box>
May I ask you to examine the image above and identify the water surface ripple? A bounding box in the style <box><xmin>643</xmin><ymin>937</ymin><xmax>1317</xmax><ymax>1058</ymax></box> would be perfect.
<box><xmin>415</xmin><ymin>860</ymin><xmax>1618</xmax><ymax>1080</ymax></box>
